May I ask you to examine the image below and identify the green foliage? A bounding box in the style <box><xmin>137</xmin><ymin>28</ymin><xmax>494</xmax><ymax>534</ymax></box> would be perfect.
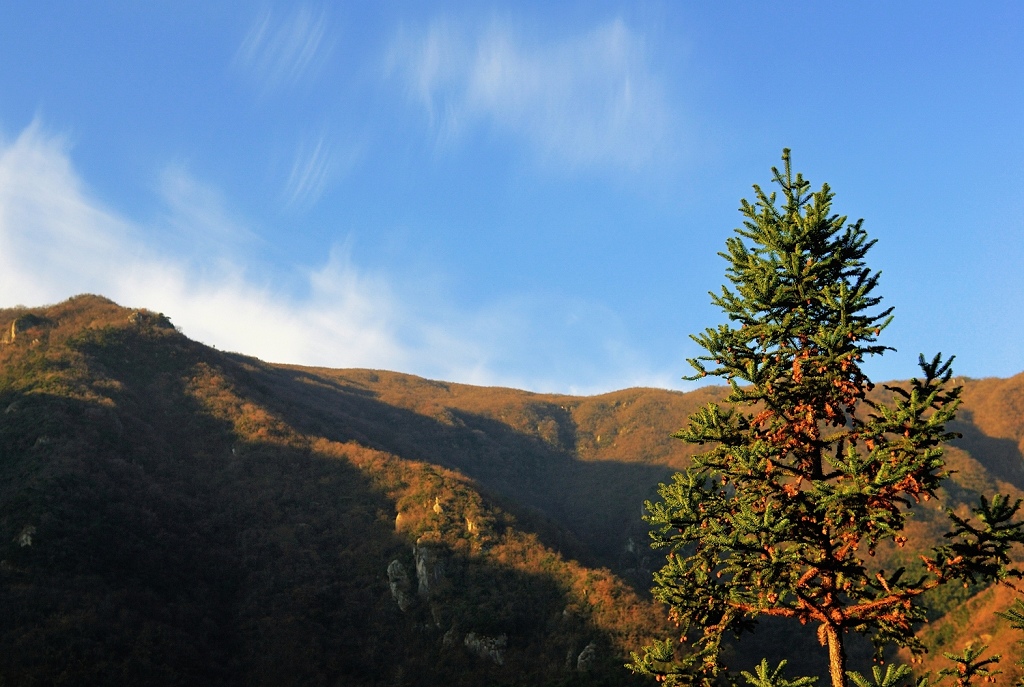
<box><xmin>997</xmin><ymin>600</ymin><xmax>1024</xmax><ymax>685</ymax></box>
<box><xmin>926</xmin><ymin>494</ymin><xmax>1024</xmax><ymax>585</ymax></box>
<box><xmin>847</xmin><ymin>664</ymin><xmax>914</xmax><ymax>687</ymax></box>
<box><xmin>936</xmin><ymin>644</ymin><xmax>1001</xmax><ymax>687</ymax></box>
<box><xmin>632</xmin><ymin>152</ymin><xmax>1024</xmax><ymax>687</ymax></box>
<box><xmin>742</xmin><ymin>659</ymin><xmax>819</xmax><ymax>687</ymax></box>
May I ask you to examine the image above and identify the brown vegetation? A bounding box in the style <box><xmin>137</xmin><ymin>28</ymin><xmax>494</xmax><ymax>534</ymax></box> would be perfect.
<box><xmin>0</xmin><ymin>295</ymin><xmax>1022</xmax><ymax>684</ymax></box>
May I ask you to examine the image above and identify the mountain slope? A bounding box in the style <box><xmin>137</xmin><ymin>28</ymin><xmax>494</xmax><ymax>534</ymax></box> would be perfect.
<box><xmin>0</xmin><ymin>296</ymin><xmax>664</xmax><ymax>686</ymax></box>
<box><xmin>2</xmin><ymin>295</ymin><xmax>1023</xmax><ymax>684</ymax></box>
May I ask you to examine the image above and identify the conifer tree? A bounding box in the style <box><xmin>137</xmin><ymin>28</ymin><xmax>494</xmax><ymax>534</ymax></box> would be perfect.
<box><xmin>630</xmin><ymin>151</ymin><xmax>1024</xmax><ymax>687</ymax></box>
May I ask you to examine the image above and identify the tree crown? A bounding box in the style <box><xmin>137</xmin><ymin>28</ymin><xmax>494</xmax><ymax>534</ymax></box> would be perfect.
<box><xmin>630</xmin><ymin>151</ymin><xmax>1024</xmax><ymax>687</ymax></box>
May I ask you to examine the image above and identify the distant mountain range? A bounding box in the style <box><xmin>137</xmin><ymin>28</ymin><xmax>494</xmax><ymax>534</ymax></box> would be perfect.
<box><xmin>2</xmin><ymin>295</ymin><xmax>1022</xmax><ymax>685</ymax></box>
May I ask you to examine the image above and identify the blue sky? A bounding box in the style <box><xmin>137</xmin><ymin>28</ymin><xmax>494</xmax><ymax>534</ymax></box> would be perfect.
<box><xmin>0</xmin><ymin>2</ymin><xmax>1021</xmax><ymax>393</ymax></box>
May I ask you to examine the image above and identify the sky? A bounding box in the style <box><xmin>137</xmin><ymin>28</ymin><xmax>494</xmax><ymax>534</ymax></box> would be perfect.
<box><xmin>0</xmin><ymin>2</ymin><xmax>1021</xmax><ymax>394</ymax></box>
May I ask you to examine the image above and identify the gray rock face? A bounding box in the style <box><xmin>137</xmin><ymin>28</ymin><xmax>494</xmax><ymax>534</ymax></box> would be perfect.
<box><xmin>464</xmin><ymin>632</ymin><xmax>507</xmax><ymax>665</ymax></box>
<box><xmin>387</xmin><ymin>559</ymin><xmax>413</xmax><ymax>612</ymax></box>
<box><xmin>16</xmin><ymin>525</ymin><xmax>35</xmax><ymax>547</ymax></box>
<box><xmin>127</xmin><ymin>310</ymin><xmax>175</xmax><ymax>329</ymax></box>
<box><xmin>414</xmin><ymin>541</ymin><xmax>444</xmax><ymax>598</ymax></box>
<box><xmin>6</xmin><ymin>314</ymin><xmax>49</xmax><ymax>343</ymax></box>
<box><xmin>576</xmin><ymin>642</ymin><xmax>597</xmax><ymax>672</ymax></box>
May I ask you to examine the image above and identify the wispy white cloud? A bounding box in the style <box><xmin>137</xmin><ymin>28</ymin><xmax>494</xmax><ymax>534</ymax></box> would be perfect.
<box><xmin>157</xmin><ymin>165</ymin><xmax>262</xmax><ymax>258</ymax></box>
<box><xmin>282</xmin><ymin>133</ymin><xmax>360</xmax><ymax>208</ymax></box>
<box><xmin>0</xmin><ymin>123</ymin><xmax>400</xmax><ymax>370</ymax></box>
<box><xmin>284</xmin><ymin>136</ymin><xmax>333</xmax><ymax>206</ymax></box>
<box><xmin>234</xmin><ymin>6</ymin><xmax>332</xmax><ymax>91</ymax></box>
<box><xmin>0</xmin><ymin>123</ymin><xmax>136</xmax><ymax>306</ymax></box>
<box><xmin>0</xmin><ymin>123</ymin><xmax>680</xmax><ymax>393</ymax></box>
<box><xmin>232</xmin><ymin>7</ymin><xmax>350</xmax><ymax>207</ymax></box>
<box><xmin>387</xmin><ymin>17</ymin><xmax>671</xmax><ymax>171</ymax></box>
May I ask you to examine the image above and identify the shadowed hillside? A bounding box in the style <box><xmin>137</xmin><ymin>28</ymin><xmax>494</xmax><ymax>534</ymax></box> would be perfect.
<box><xmin>247</xmin><ymin>363</ymin><xmax>721</xmax><ymax>584</ymax></box>
<box><xmin>1</xmin><ymin>295</ymin><xmax>1023</xmax><ymax>684</ymax></box>
<box><xmin>0</xmin><ymin>296</ymin><xmax>665</xmax><ymax>686</ymax></box>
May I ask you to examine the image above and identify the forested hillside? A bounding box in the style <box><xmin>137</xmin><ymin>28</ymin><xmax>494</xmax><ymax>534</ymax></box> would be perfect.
<box><xmin>0</xmin><ymin>296</ymin><xmax>664</xmax><ymax>686</ymax></box>
<box><xmin>1</xmin><ymin>295</ymin><xmax>1022</xmax><ymax>684</ymax></box>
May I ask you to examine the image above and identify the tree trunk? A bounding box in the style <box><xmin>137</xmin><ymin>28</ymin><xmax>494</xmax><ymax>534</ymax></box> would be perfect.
<box><xmin>825</xmin><ymin>625</ymin><xmax>847</xmax><ymax>687</ymax></box>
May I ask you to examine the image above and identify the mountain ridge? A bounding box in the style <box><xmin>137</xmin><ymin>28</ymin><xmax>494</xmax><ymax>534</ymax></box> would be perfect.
<box><xmin>2</xmin><ymin>294</ymin><xmax>1023</xmax><ymax>684</ymax></box>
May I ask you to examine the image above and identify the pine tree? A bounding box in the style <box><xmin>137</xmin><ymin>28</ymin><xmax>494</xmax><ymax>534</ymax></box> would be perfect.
<box><xmin>629</xmin><ymin>151</ymin><xmax>1024</xmax><ymax>687</ymax></box>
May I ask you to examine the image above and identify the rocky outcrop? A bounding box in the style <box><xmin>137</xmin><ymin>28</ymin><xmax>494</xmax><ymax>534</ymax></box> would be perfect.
<box><xmin>576</xmin><ymin>642</ymin><xmax>597</xmax><ymax>672</ymax></box>
<box><xmin>15</xmin><ymin>525</ymin><xmax>35</xmax><ymax>547</ymax></box>
<box><xmin>126</xmin><ymin>309</ymin><xmax>175</xmax><ymax>329</ymax></box>
<box><xmin>464</xmin><ymin>632</ymin><xmax>506</xmax><ymax>665</ymax></box>
<box><xmin>414</xmin><ymin>540</ymin><xmax>445</xmax><ymax>598</ymax></box>
<box><xmin>387</xmin><ymin>559</ymin><xmax>414</xmax><ymax>611</ymax></box>
<box><xmin>6</xmin><ymin>314</ymin><xmax>50</xmax><ymax>343</ymax></box>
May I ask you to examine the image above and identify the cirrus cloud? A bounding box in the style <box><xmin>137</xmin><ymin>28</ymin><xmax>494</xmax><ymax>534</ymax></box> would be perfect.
<box><xmin>234</xmin><ymin>5</ymin><xmax>333</xmax><ymax>92</ymax></box>
<box><xmin>387</xmin><ymin>17</ymin><xmax>672</xmax><ymax>171</ymax></box>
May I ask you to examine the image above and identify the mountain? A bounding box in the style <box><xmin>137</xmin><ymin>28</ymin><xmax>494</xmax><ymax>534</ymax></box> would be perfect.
<box><xmin>1</xmin><ymin>295</ymin><xmax>1022</xmax><ymax>685</ymax></box>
